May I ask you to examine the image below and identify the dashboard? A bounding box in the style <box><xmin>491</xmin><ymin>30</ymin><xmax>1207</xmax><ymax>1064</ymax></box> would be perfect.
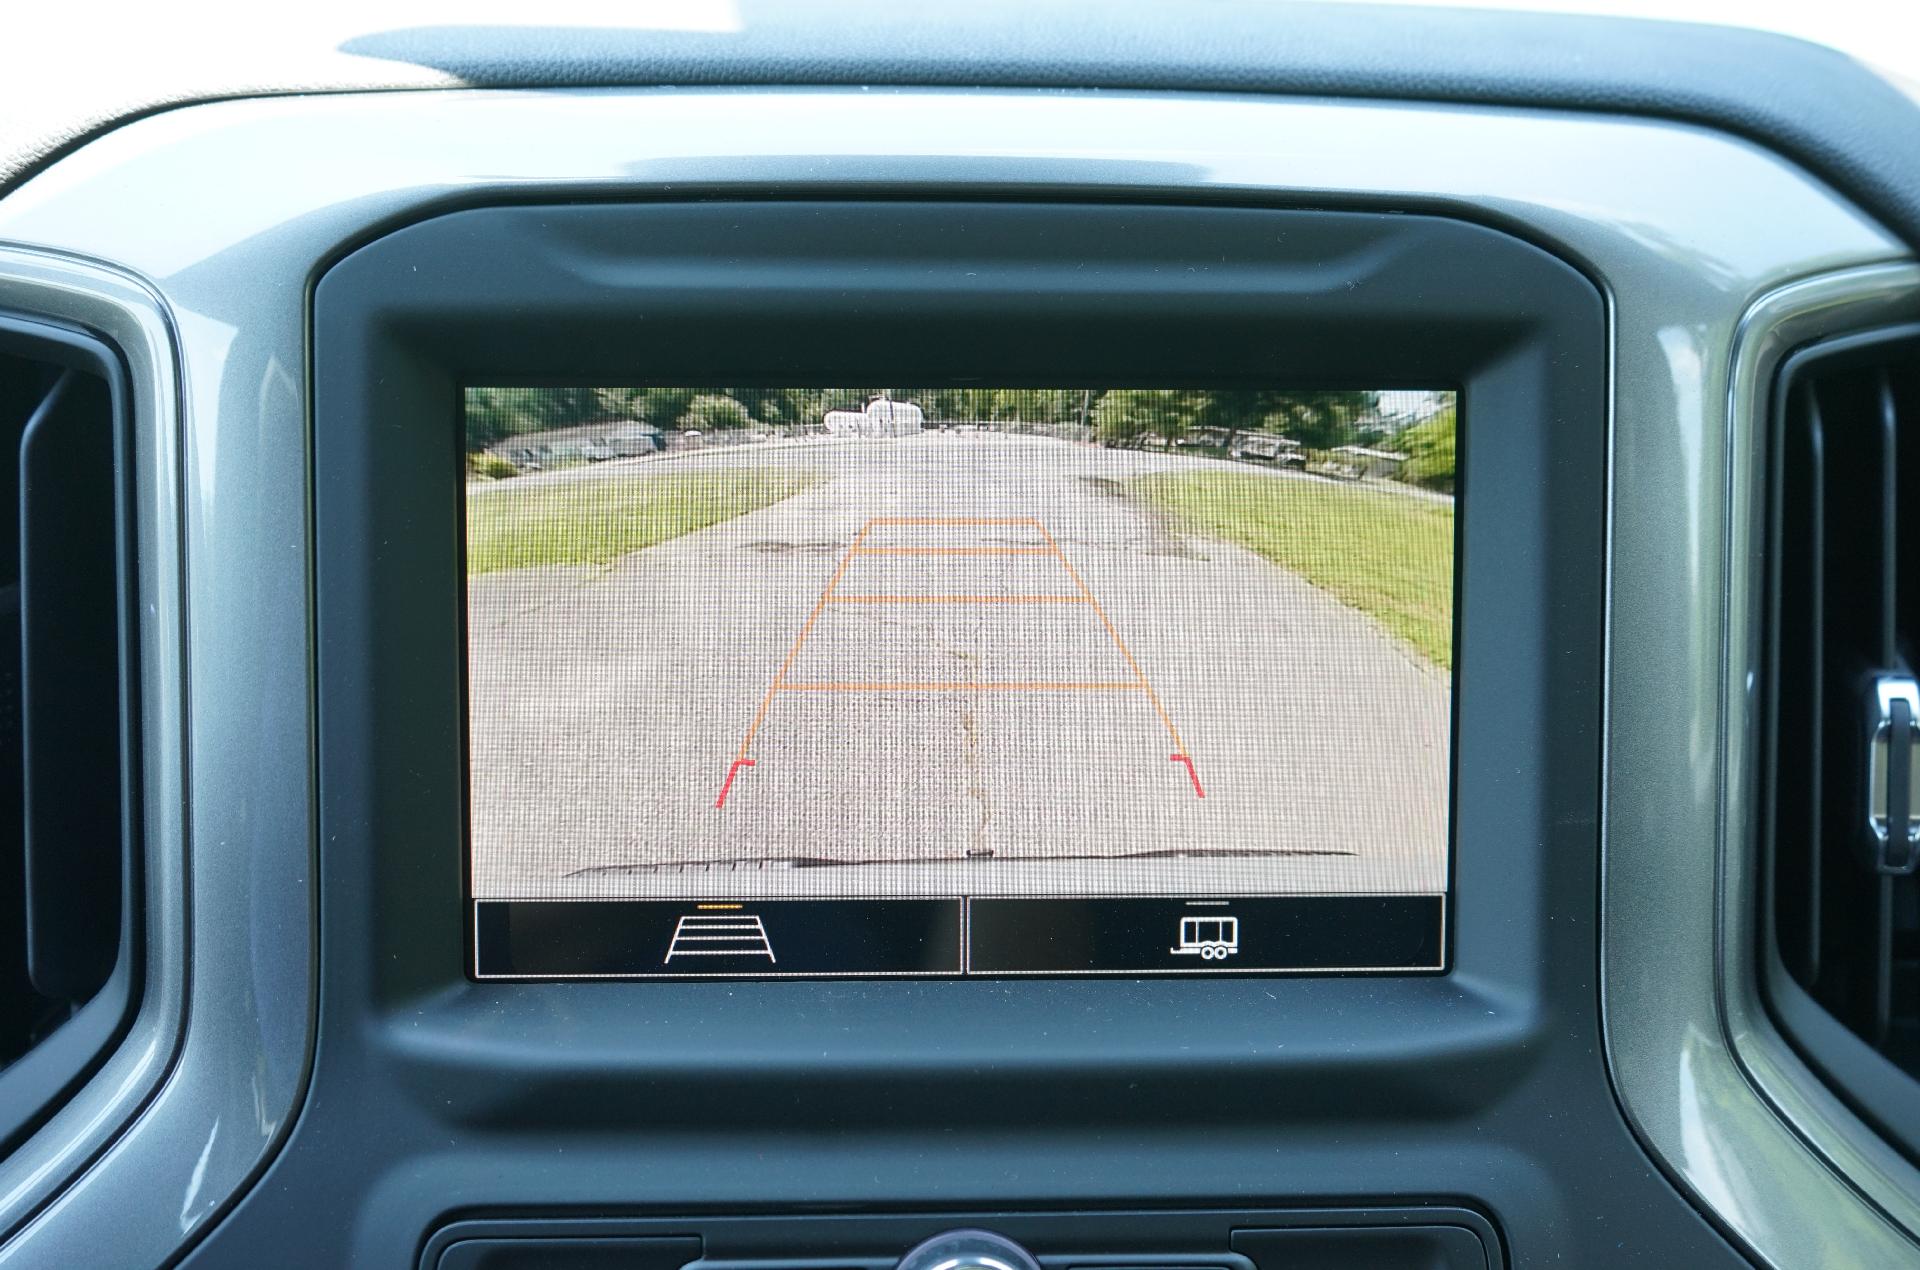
<box><xmin>1</xmin><ymin>6</ymin><xmax>1919</xmax><ymax>1268</ymax></box>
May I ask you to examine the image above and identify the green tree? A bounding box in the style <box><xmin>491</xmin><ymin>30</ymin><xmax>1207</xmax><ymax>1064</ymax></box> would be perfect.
<box><xmin>1262</xmin><ymin>390</ymin><xmax>1376</xmax><ymax>451</ymax></box>
<box><xmin>773</xmin><ymin>388</ymin><xmax>830</xmax><ymax>427</ymax></box>
<box><xmin>464</xmin><ymin>386</ymin><xmax>606</xmax><ymax>451</ymax></box>
<box><xmin>990</xmin><ymin>388</ymin><xmax>1077</xmax><ymax>428</ymax></box>
<box><xmin>1093</xmin><ymin>389</ymin><xmax>1195</xmax><ymax>447</ymax></box>
<box><xmin>464</xmin><ymin>388</ymin><xmax>527</xmax><ymax>451</ymax></box>
<box><xmin>526</xmin><ymin>386</ymin><xmax>604</xmax><ymax>429</ymax></box>
<box><xmin>779</xmin><ymin>388</ymin><xmax>826</xmax><ymax>426</ymax></box>
<box><xmin>903</xmin><ymin>388</ymin><xmax>959</xmax><ymax>423</ymax></box>
<box><xmin>721</xmin><ymin>387</ymin><xmax>818</xmax><ymax>427</ymax></box>
<box><xmin>988</xmin><ymin>389</ymin><xmax>1029</xmax><ymax>424</ymax></box>
<box><xmin>946</xmin><ymin>388</ymin><xmax>997</xmax><ymax>422</ymax></box>
<box><xmin>679</xmin><ymin>394</ymin><xmax>755</xmax><ymax>431</ymax></box>
<box><xmin>1188</xmin><ymin>389</ymin><xmax>1270</xmax><ymax>451</ymax></box>
<box><xmin>594</xmin><ymin>387</ymin><xmax>698</xmax><ymax>431</ymax></box>
<box><xmin>1397</xmin><ymin>406</ymin><xmax>1456</xmax><ymax>491</ymax></box>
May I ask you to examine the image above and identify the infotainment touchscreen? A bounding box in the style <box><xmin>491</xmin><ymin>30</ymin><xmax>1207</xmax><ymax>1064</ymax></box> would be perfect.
<box><xmin>464</xmin><ymin>387</ymin><xmax>1455</xmax><ymax>978</ymax></box>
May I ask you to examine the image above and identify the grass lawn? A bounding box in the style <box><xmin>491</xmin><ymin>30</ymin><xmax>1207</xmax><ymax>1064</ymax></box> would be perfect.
<box><xmin>468</xmin><ymin>466</ymin><xmax>823</xmax><ymax>575</ymax></box>
<box><xmin>1130</xmin><ymin>471</ymin><xmax>1455</xmax><ymax>667</ymax></box>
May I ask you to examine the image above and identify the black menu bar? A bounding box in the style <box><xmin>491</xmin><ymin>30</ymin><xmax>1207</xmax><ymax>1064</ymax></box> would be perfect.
<box><xmin>473</xmin><ymin>894</ymin><xmax>1445</xmax><ymax>980</ymax></box>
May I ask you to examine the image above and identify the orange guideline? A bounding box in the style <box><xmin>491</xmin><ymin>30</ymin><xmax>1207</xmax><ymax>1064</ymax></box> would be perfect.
<box><xmin>713</xmin><ymin>515</ymin><xmax>1202</xmax><ymax>808</ymax></box>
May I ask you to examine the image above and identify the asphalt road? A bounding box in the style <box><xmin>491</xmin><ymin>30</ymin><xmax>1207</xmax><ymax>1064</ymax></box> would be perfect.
<box><xmin>468</xmin><ymin>433</ymin><xmax>1451</xmax><ymax>899</ymax></box>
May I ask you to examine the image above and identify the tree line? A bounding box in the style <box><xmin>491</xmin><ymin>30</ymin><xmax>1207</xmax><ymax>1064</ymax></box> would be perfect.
<box><xmin>466</xmin><ymin>386</ymin><xmax>1454</xmax><ymax>488</ymax></box>
<box><xmin>468</xmin><ymin>386</ymin><xmax>1101</xmax><ymax>448</ymax></box>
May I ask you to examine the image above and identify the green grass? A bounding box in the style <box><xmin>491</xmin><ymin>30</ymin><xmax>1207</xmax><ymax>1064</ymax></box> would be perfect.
<box><xmin>1130</xmin><ymin>471</ymin><xmax>1455</xmax><ymax>667</ymax></box>
<box><xmin>468</xmin><ymin>467</ymin><xmax>823</xmax><ymax>575</ymax></box>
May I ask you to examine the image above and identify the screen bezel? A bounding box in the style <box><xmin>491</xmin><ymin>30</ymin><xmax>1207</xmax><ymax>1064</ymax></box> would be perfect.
<box><xmin>313</xmin><ymin>196</ymin><xmax>1601</xmax><ymax>1108</ymax></box>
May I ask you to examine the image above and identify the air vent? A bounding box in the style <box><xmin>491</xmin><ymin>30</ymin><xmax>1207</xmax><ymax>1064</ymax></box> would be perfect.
<box><xmin>0</xmin><ymin>315</ymin><xmax>139</xmax><ymax>1157</ymax></box>
<box><xmin>1765</xmin><ymin>322</ymin><xmax>1920</xmax><ymax>1154</ymax></box>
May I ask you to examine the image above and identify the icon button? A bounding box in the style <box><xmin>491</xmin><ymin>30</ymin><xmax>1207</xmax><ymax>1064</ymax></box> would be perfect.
<box><xmin>663</xmin><ymin>910</ymin><xmax>776</xmax><ymax>964</ymax></box>
<box><xmin>1170</xmin><ymin>913</ymin><xmax>1239</xmax><ymax>961</ymax></box>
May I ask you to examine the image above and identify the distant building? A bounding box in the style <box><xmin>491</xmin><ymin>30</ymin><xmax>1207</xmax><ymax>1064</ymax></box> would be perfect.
<box><xmin>823</xmin><ymin>395</ymin><xmax>925</xmax><ymax>437</ymax></box>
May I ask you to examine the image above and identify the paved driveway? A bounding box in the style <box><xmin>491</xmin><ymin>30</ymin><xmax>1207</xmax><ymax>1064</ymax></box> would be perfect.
<box><xmin>468</xmin><ymin>433</ymin><xmax>1451</xmax><ymax>899</ymax></box>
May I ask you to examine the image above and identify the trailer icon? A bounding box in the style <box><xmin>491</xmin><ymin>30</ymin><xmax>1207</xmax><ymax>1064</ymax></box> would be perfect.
<box><xmin>1170</xmin><ymin>914</ymin><xmax>1239</xmax><ymax>961</ymax></box>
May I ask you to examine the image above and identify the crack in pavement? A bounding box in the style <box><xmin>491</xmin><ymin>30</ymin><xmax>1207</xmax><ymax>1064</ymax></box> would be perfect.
<box><xmin>1076</xmin><ymin>476</ymin><xmax>1207</xmax><ymax>560</ymax></box>
<box><xmin>960</xmin><ymin>704</ymin><xmax>991</xmax><ymax>853</ymax></box>
<box><xmin>839</xmin><ymin>602</ymin><xmax>996</xmax><ymax>851</ymax></box>
<box><xmin>740</xmin><ymin>539</ymin><xmax>846</xmax><ymax>554</ymax></box>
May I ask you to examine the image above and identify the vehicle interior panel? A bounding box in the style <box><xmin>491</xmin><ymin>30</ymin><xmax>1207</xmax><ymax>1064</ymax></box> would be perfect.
<box><xmin>2</xmin><ymin>4</ymin><xmax>1919</xmax><ymax>1267</ymax></box>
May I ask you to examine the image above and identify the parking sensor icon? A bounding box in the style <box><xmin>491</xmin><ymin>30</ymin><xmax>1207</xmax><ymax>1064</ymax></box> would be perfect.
<box><xmin>664</xmin><ymin>911</ymin><xmax>777</xmax><ymax>965</ymax></box>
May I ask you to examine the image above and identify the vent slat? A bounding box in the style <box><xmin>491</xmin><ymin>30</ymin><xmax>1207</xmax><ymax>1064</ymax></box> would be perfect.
<box><xmin>1880</xmin><ymin>369</ymin><xmax>1900</xmax><ymax>665</ymax></box>
<box><xmin>1773</xmin><ymin>384</ymin><xmax>1825</xmax><ymax>983</ymax></box>
<box><xmin>20</xmin><ymin>370</ymin><xmax>122</xmax><ymax>1000</ymax></box>
<box><xmin>1900</xmin><ymin>360</ymin><xmax>1920</xmax><ymax>673</ymax></box>
<box><xmin>1879</xmin><ymin>878</ymin><xmax>1896</xmax><ymax>1047</ymax></box>
<box><xmin>1808</xmin><ymin>387</ymin><xmax>1829</xmax><ymax>981</ymax></box>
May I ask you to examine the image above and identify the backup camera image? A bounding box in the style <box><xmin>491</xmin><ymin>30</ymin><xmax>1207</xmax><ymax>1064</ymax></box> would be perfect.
<box><xmin>465</xmin><ymin>386</ymin><xmax>1455</xmax><ymax>977</ymax></box>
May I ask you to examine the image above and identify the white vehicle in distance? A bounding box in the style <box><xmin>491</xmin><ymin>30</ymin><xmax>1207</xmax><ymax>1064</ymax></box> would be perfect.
<box><xmin>823</xmin><ymin>394</ymin><xmax>925</xmax><ymax>437</ymax></box>
<box><xmin>1229</xmin><ymin>432</ymin><xmax>1306</xmax><ymax>467</ymax></box>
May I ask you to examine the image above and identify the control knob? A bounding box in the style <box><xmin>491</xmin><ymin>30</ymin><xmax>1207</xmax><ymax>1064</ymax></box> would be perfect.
<box><xmin>895</xmin><ymin>1229</ymin><xmax>1043</xmax><ymax>1270</ymax></box>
